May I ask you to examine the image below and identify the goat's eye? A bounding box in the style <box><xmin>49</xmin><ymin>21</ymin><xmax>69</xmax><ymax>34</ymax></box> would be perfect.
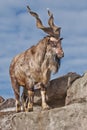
<box><xmin>53</xmin><ymin>44</ymin><xmax>57</xmax><ymax>48</ymax></box>
<box><xmin>51</xmin><ymin>44</ymin><xmax>57</xmax><ymax>48</ymax></box>
<box><xmin>50</xmin><ymin>41</ymin><xmax>57</xmax><ymax>48</ymax></box>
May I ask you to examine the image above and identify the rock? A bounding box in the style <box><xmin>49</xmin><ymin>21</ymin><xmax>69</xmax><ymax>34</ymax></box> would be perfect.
<box><xmin>0</xmin><ymin>103</ymin><xmax>87</xmax><ymax>130</ymax></box>
<box><xmin>0</xmin><ymin>96</ymin><xmax>5</xmax><ymax>104</ymax></box>
<box><xmin>34</xmin><ymin>72</ymin><xmax>81</xmax><ymax>107</ymax></box>
<box><xmin>0</xmin><ymin>98</ymin><xmax>15</xmax><ymax>110</ymax></box>
<box><xmin>47</xmin><ymin>72</ymin><xmax>81</xmax><ymax>99</ymax></box>
<box><xmin>0</xmin><ymin>111</ymin><xmax>15</xmax><ymax>130</ymax></box>
<box><xmin>65</xmin><ymin>72</ymin><xmax>87</xmax><ymax>105</ymax></box>
<box><xmin>11</xmin><ymin>103</ymin><xmax>87</xmax><ymax>130</ymax></box>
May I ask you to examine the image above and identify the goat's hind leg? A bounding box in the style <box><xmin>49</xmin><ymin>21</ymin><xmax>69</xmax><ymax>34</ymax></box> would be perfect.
<box><xmin>27</xmin><ymin>88</ymin><xmax>34</xmax><ymax>112</ymax></box>
<box><xmin>21</xmin><ymin>88</ymin><xmax>28</xmax><ymax>112</ymax></box>
<box><xmin>11</xmin><ymin>77</ymin><xmax>21</xmax><ymax>112</ymax></box>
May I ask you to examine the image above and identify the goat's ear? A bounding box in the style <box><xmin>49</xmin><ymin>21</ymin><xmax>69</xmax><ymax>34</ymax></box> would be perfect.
<box><xmin>60</xmin><ymin>38</ymin><xmax>63</xmax><ymax>41</ymax></box>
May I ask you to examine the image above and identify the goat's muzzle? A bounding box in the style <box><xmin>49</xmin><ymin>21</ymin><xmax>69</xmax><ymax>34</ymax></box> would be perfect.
<box><xmin>56</xmin><ymin>51</ymin><xmax>64</xmax><ymax>59</ymax></box>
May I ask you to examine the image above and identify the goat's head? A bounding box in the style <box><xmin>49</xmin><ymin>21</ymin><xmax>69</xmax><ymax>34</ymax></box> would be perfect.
<box><xmin>27</xmin><ymin>6</ymin><xmax>64</xmax><ymax>59</ymax></box>
<box><xmin>48</xmin><ymin>36</ymin><xmax>64</xmax><ymax>59</ymax></box>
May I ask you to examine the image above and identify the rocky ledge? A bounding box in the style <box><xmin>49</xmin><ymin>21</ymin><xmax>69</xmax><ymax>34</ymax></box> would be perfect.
<box><xmin>0</xmin><ymin>72</ymin><xmax>87</xmax><ymax>130</ymax></box>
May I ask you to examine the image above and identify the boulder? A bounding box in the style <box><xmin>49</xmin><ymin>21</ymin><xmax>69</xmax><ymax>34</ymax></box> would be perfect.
<box><xmin>34</xmin><ymin>72</ymin><xmax>81</xmax><ymax>107</ymax></box>
<box><xmin>0</xmin><ymin>98</ymin><xmax>15</xmax><ymax>110</ymax></box>
<box><xmin>65</xmin><ymin>72</ymin><xmax>87</xmax><ymax>105</ymax></box>
<box><xmin>47</xmin><ymin>72</ymin><xmax>81</xmax><ymax>99</ymax></box>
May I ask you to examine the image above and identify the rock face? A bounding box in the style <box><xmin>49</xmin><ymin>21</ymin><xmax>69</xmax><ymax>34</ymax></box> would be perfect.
<box><xmin>0</xmin><ymin>103</ymin><xmax>87</xmax><ymax>130</ymax></box>
<box><xmin>65</xmin><ymin>72</ymin><xmax>87</xmax><ymax>105</ymax></box>
<box><xmin>11</xmin><ymin>103</ymin><xmax>87</xmax><ymax>130</ymax></box>
<box><xmin>34</xmin><ymin>72</ymin><xmax>81</xmax><ymax>108</ymax></box>
<box><xmin>1</xmin><ymin>72</ymin><xmax>87</xmax><ymax>130</ymax></box>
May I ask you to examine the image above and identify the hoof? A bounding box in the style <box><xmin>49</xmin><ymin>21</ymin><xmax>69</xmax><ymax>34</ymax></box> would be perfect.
<box><xmin>27</xmin><ymin>103</ymin><xmax>33</xmax><ymax>112</ymax></box>
<box><xmin>28</xmin><ymin>108</ymin><xmax>33</xmax><ymax>112</ymax></box>
<box><xmin>16</xmin><ymin>103</ymin><xmax>21</xmax><ymax>112</ymax></box>
<box><xmin>43</xmin><ymin>106</ymin><xmax>51</xmax><ymax>110</ymax></box>
<box><xmin>16</xmin><ymin>108</ymin><xmax>21</xmax><ymax>113</ymax></box>
<box><xmin>42</xmin><ymin>104</ymin><xmax>51</xmax><ymax>110</ymax></box>
<box><xmin>16</xmin><ymin>107</ymin><xmax>21</xmax><ymax>113</ymax></box>
<box><xmin>26</xmin><ymin>107</ymin><xmax>33</xmax><ymax>112</ymax></box>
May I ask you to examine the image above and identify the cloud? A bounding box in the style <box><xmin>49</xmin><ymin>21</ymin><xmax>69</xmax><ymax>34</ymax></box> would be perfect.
<box><xmin>0</xmin><ymin>0</ymin><xmax>87</xmax><ymax>98</ymax></box>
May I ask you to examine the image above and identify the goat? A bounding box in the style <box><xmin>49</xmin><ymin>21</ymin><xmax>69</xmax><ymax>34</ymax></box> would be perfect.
<box><xmin>9</xmin><ymin>6</ymin><xmax>64</xmax><ymax>112</ymax></box>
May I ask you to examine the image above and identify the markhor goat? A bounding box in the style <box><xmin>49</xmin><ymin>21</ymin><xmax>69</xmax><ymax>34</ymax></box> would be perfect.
<box><xmin>9</xmin><ymin>6</ymin><xmax>64</xmax><ymax>112</ymax></box>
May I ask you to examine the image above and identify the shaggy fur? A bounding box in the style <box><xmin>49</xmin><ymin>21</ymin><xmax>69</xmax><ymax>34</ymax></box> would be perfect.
<box><xmin>9</xmin><ymin>36</ymin><xmax>64</xmax><ymax>112</ymax></box>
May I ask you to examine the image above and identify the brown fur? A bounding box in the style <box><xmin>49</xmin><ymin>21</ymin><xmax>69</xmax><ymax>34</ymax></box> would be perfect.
<box><xmin>9</xmin><ymin>6</ymin><xmax>64</xmax><ymax>112</ymax></box>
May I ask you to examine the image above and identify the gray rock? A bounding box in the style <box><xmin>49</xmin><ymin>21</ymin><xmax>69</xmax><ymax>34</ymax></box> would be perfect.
<box><xmin>0</xmin><ymin>103</ymin><xmax>87</xmax><ymax>130</ymax></box>
<box><xmin>65</xmin><ymin>72</ymin><xmax>87</xmax><ymax>105</ymax></box>
<box><xmin>34</xmin><ymin>72</ymin><xmax>81</xmax><ymax>107</ymax></box>
<box><xmin>0</xmin><ymin>98</ymin><xmax>15</xmax><ymax>110</ymax></box>
<box><xmin>11</xmin><ymin>103</ymin><xmax>87</xmax><ymax>130</ymax></box>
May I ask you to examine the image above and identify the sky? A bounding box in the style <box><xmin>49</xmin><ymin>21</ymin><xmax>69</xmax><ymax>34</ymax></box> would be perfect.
<box><xmin>0</xmin><ymin>0</ymin><xmax>87</xmax><ymax>98</ymax></box>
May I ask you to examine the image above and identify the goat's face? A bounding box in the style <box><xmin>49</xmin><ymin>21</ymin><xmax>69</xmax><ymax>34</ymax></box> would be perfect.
<box><xmin>49</xmin><ymin>37</ymin><xmax>64</xmax><ymax>58</ymax></box>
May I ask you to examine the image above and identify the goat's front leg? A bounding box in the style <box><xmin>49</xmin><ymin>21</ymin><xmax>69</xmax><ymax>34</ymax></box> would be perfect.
<box><xmin>40</xmin><ymin>84</ymin><xmax>50</xmax><ymax>110</ymax></box>
<box><xmin>12</xmin><ymin>82</ymin><xmax>21</xmax><ymax>112</ymax></box>
<box><xmin>27</xmin><ymin>89</ymin><xmax>34</xmax><ymax>112</ymax></box>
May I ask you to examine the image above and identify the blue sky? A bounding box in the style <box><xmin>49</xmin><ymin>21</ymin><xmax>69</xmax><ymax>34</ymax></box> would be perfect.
<box><xmin>0</xmin><ymin>0</ymin><xmax>87</xmax><ymax>98</ymax></box>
